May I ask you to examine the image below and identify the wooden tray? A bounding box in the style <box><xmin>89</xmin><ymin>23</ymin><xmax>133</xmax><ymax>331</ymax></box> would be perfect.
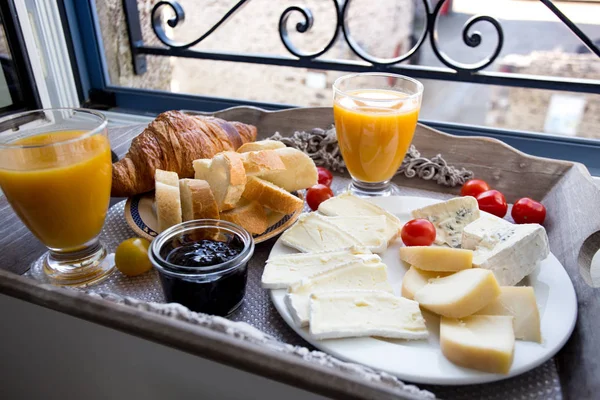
<box><xmin>1</xmin><ymin>107</ymin><xmax>599</xmax><ymax>399</ymax></box>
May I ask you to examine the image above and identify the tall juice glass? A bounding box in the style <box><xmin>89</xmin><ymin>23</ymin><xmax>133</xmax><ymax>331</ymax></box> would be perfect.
<box><xmin>0</xmin><ymin>109</ymin><xmax>114</xmax><ymax>286</ymax></box>
<box><xmin>333</xmin><ymin>73</ymin><xmax>423</xmax><ymax>196</ymax></box>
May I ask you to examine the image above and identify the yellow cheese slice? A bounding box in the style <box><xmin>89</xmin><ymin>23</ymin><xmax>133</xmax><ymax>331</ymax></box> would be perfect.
<box><xmin>399</xmin><ymin>246</ymin><xmax>473</xmax><ymax>272</ymax></box>
<box><xmin>440</xmin><ymin>315</ymin><xmax>515</xmax><ymax>374</ymax></box>
<box><xmin>475</xmin><ymin>286</ymin><xmax>541</xmax><ymax>343</ymax></box>
<box><xmin>414</xmin><ymin>269</ymin><xmax>501</xmax><ymax>318</ymax></box>
<box><xmin>401</xmin><ymin>266</ymin><xmax>453</xmax><ymax>300</ymax></box>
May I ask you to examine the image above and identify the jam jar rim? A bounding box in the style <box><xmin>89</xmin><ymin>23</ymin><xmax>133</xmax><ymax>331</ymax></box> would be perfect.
<box><xmin>149</xmin><ymin>219</ymin><xmax>254</xmax><ymax>277</ymax></box>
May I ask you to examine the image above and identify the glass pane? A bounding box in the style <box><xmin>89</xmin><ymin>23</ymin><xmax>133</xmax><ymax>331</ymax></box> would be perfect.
<box><xmin>0</xmin><ymin>19</ymin><xmax>15</xmax><ymax>109</ymax></box>
<box><xmin>94</xmin><ymin>0</ymin><xmax>600</xmax><ymax>139</ymax></box>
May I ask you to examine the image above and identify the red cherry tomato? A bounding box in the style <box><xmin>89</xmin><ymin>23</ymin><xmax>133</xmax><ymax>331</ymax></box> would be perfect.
<box><xmin>317</xmin><ymin>167</ymin><xmax>333</xmax><ymax>187</ymax></box>
<box><xmin>306</xmin><ymin>184</ymin><xmax>334</xmax><ymax>211</ymax></box>
<box><xmin>511</xmin><ymin>198</ymin><xmax>546</xmax><ymax>224</ymax></box>
<box><xmin>401</xmin><ymin>219</ymin><xmax>436</xmax><ymax>247</ymax></box>
<box><xmin>461</xmin><ymin>179</ymin><xmax>490</xmax><ymax>198</ymax></box>
<box><xmin>476</xmin><ymin>190</ymin><xmax>508</xmax><ymax>218</ymax></box>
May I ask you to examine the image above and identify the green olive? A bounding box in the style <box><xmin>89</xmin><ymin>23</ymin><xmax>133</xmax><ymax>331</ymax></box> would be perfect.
<box><xmin>115</xmin><ymin>238</ymin><xmax>152</xmax><ymax>277</ymax></box>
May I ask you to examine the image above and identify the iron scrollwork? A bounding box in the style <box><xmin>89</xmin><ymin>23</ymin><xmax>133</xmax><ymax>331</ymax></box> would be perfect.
<box><xmin>147</xmin><ymin>0</ymin><xmax>599</xmax><ymax>76</ymax></box>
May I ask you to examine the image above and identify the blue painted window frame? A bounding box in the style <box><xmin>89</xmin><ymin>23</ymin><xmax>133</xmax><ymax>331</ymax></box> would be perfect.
<box><xmin>61</xmin><ymin>0</ymin><xmax>600</xmax><ymax>176</ymax></box>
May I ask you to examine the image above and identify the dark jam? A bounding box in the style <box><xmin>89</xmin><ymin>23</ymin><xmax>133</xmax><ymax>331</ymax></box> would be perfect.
<box><xmin>157</xmin><ymin>235</ymin><xmax>247</xmax><ymax>316</ymax></box>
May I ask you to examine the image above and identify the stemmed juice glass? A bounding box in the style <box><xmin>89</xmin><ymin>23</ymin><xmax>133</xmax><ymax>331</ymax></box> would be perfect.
<box><xmin>0</xmin><ymin>109</ymin><xmax>114</xmax><ymax>286</ymax></box>
<box><xmin>333</xmin><ymin>73</ymin><xmax>424</xmax><ymax>196</ymax></box>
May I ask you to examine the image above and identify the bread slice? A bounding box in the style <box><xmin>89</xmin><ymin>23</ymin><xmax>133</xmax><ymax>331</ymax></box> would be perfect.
<box><xmin>155</xmin><ymin>169</ymin><xmax>182</xmax><ymax>232</ymax></box>
<box><xmin>242</xmin><ymin>176</ymin><xmax>303</xmax><ymax>214</ymax></box>
<box><xmin>265</xmin><ymin>209</ymin><xmax>286</xmax><ymax>226</ymax></box>
<box><xmin>258</xmin><ymin>147</ymin><xmax>317</xmax><ymax>192</ymax></box>
<box><xmin>220</xmin><ymin>201</ymin><xmax>268</xmax><ymax>235</ymax></box>
<box><xmin>192</xmin><ymin>152</ymin><xmax>246</xmax><ymax>211</ymax></box>
<box><xmin>240</xmin><ymin>150</ymin><xmax>285</xmax><ymax>176</ymax></box>
<box><xmin>237</xmin><ymin>140</ymin><xmax>286</xmax><ymax>153</ymax></box>
<box><xmin>179</xmin><ymin>179</ymin><xmax>220</xmax><ymax>221</ymax></box>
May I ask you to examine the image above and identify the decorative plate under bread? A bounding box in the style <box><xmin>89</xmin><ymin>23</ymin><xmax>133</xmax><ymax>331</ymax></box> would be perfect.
<box><xmin>124</xmin><ymin>191</ymin><xmax>304</xmax><ymax>244</ymax></box>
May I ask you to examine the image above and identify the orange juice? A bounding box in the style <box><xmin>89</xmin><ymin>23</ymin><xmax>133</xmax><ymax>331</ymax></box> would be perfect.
<box><xmin>0</xmin><ymin>130</ymin><xmax>112</xmax><ymax>250</ymax></box>
<box><xmin>334</xmin><ymin>89</ymin><xmax>419</xmax><ymax>182</ymax></box>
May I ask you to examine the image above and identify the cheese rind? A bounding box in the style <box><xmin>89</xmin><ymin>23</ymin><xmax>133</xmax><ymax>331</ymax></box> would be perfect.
<box><xmin>285</xmin><ymin>259</ymin><xmax>392</xmax><ymax>327</ymax></box>
<box><xmin>262</xmin><ymin>247</ymin><xmax>377</xmax><ymax>289</ymax></box>
<box><xmin>322</xmin><ymin>215</ymin><xmax>388</xmax><ymax>253</ymax></box>
<box><xmin>318</xmin><ymin>192</ymin><xmax>402</xmax><ymax>243</ymax></box>
<box><xmin>414</xmin><ymin>269</ymin><xmax>501</xmax><ymax>318</ymax></box>
<box><xmin>309</xmin><ymin>291</ymin><xmax>428</xmax><ymax>340</ymax></box>
<box><xmin>401</xmin><ymin>266</ymin><xmax>453</xmax><ymax>300</ymax></box>
<box><xmin>399</xmin><ymin>246</ymin><xmax>473</xmax><ymax>272</ymax></box>
<box><xmin>440</xmin><ymin>315</ymin><xmax>515</xmax><ymax>374</ymax></box>
<box><xmin>461</xmin><ymin>213</ymin><xmax>549</xmax><ymax>286</ymax></box>
<box><xmin>411</xmin><ymin>196</ymin><xmax>480</xmax><ymax>247</ymax></box>
<box><xmin>475</xmin><ymin>286</ymin><xmax>541</xmax><ymax>343</ymax></box>
<box><xmin>280</xmin><ymin>213</ymin><xmax>361</xmax><ymax>253</ymax></box>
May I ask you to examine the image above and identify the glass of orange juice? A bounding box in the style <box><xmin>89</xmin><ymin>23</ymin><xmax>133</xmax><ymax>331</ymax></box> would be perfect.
<box><xmin>0</xmin><ymin>109</ymin><xmax>114</xmax><ymax>286</ymax></box>
<box><xmin>333</xmin><ymin>73</ymin><xmax>423</xmax><ymax>196</ymax></box>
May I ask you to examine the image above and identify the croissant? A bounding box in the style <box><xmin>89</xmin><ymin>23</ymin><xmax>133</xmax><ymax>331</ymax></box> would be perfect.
<box><xmin>111</xmin><ymin>110</ymin><xmax>257</xmax><ymax>197</ymax></box>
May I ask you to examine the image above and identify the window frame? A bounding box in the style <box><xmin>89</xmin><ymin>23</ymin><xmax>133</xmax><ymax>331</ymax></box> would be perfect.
<box><xmin>59</xmin><ymin>0</ymin><xmax>600</xmax><ymax>175</ymax></box>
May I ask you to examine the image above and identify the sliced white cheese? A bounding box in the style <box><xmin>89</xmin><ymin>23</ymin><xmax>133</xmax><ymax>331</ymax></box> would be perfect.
<box><xmin>318</xmin><ymin>192</ymin><xmax>402</xmax><ymax>243</ymax></box>
<box><xmin>280</xmin><ymin>213</ymin><xmax>361</xmax><ymax>253</ymax></box>
<box><xmin>261</xmin><ymin>247</ymin><xmax>377</xmax><ymax>289</ymax></box>
<box><xmin>440</xmin><ymin>315</ymin><xmax>515</xmax><ymax>374</ymax></box>
<box><xmin>414</xmin><ymin>268</ymin><xmax>501</xmax><ymax>318</ymax></box>
<box><xmin>309</xmin><ymin>290</ymin><xmax>428</xmax><ymax>340</ymax></box>
<box><xmin>401</xmin><ymin>266</ymin><xmax>453</xmax><ymax>300</ymax></box>
<box><xmin>461</xmin><ymin>213</ymin><xmax>550</xmax><ymax>286</ymax></box>
<box><xmin>285</xmin><ymin>259</ymin><xmax>392</xmax><ymax>327</ymax></box>
<box><xmin>321</xmin><ymin>215</ymin><xmax>388</xmax><ymax>253</ymax></box>
<box><xmin>411</xmin><ymin>196</ymin><xmax>480</xmax><ymax>248</ymax></box>
<box><xmin>474</xmin><ymin>286</ymin><xmax>541</xmax><ymax>343</ymax></box>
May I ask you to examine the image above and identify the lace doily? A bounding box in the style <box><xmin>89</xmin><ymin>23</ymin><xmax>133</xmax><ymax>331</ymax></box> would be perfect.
<box><xmin>269</xmin><ymin>127</ymin><xmax>474</xmax><ymax>187</ymax></box>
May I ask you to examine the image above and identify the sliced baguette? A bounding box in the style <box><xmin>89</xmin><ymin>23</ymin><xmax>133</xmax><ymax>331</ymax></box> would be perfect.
<box><xmin>240</xmin><ymin>150</ymin><xmax>286</xmax><ymax>176</ymax></box>
<box><xmin>220</xmin><ymin>201</ymin><xmax>268</xmax><ymax>235</ymax></box>
<box><xmin>259</xmin><ymin>147</ymin><xmax>317</xmax><ymax>192</ymax></box>
<box><xmin>237</xmin><ymin>140</ymin><xmax>285</xmax><ymax>153</ymax></box>
<box><xmin>179</xmin><ymin>179</ymin><xmax>220</xmax><ymax>221</ymax></box>
<box><xmin>155</xmin><ymin>169</ymin><xmax>182</xmax><ymax>232</ymax></box>
<box><xmin>193</xmin><ymin>151</ymin><xmax>247</xmax><ymax>211</ymax></box>
<box><xmin>242</xmin><ymin>176</ymin><xmax>303</xmax><ymax>214</ymax></box>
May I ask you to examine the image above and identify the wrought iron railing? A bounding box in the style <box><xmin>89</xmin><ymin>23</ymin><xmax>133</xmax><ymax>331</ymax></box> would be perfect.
<box><xmin>124</xmin><ymin>0</ymin><xmax>600</xmax><ymax>94</ymax></box>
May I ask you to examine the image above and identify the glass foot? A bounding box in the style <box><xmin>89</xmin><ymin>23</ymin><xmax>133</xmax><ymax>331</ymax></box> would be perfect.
<box><xmin>43</xmin><ymin>241</ymin><xmax>115</xmax><ymax>287</ymax></box>
<box><xmin>347</xmin><ymin>179</ymin><xmax>400</xmax><ymax>197</ymax></box>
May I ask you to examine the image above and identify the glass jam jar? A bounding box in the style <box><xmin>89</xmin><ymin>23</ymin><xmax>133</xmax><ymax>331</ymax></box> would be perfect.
<box><xmin>149</xmin><ymin>220</ymin><xmax>253</xmax><ymax>316</ymax></box>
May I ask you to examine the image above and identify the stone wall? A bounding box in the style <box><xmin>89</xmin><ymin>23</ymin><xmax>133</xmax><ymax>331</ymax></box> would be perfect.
<box><xmin>486</xmin><ymin>51</ymin><xmax>600</xmax><ymax>139</ymax></box>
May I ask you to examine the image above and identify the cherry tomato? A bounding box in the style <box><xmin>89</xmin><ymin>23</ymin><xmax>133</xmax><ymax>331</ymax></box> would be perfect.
<box><xmin>306</xmin><ymin>184</ymin><xmax>334</xmax><ymax>211</ymax></box>
<box><xmin>401</xmin><ymin>219</ymin><xmax>436</xmax><ymax>247</ymax></box>
<box><xmin>317</xmin><ymin>167</ymin><xmax>333</xmax><ymax>187</ymax></box>
<box><xmin>115</xmin><ymin>238</ymin><xmax>153</xmax><ymax>277</ymax></box>
<box><xmin>461</xmin><ymin>179</ymin><xmax>490</xmax><ymax>198</ymax></box>
<box><xmin>511</xmin><ymin>197</ymin><xmax>546</xmax><ymax>224</ymax></box>
<box><xmin>476</xmin><ymin>190</ymin><xmax>508</xmax><ymax>218</ymax></box>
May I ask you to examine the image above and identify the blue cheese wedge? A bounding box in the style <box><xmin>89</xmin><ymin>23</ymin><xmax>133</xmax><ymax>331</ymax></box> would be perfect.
<box><xmin>411</xmin><ymin>196</ymin><xmax>480</xmax><ymax>248</ymax></box>
<box><xmin>461</xmin><ymin>213</ymin><xmax>549</xmax><ymax>286</ymax></box>
<box><xmin>280</xmin><ymin>213</ymin><xmax>362</xmax><ymax>253</ymax></box>
<box><xmin>261</xmin><ymin>247</ymin><xmax>377</xmax><ymax>289</ymax></box>
<box><xmin>285</xmin><ymin>259</ymin><xmax>392</xmax><ymax>327</ymax></box>
<box><xmin>318</xmin><ymin>192</ymin><xmax>402</xmax><ymax>243</ymax></box>
<box><xmin>321</xmin><ymin>215</ymin><xmax>388</xmax><ymax>253</ymax></box>
<box><xmin>308</xmin><ymin>291</ymin><xmax>428</xmax><ymax>340</ymax></box>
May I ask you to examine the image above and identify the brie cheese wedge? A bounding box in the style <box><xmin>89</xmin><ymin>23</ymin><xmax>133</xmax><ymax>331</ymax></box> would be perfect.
<box><xmin>461</xmin><ymin>213</ymin><xmax>549</xmax><ymax>286</ymax></box>
<box><xmin>309</xmin><ymin>291</ymin><xmax>428</xmax><ymax>340</ymax></box>
<box><xmin>261</xmin><ymin>247</ymin><xmax>377</xmax><ymax>289</ymax></box>
<box><xmin>318</xmin><ymin>192</ymin><xmax>402</xmax><ymax>243</ymax></box>
<box><xmin>285</xmin><ymin>258</ymin><xmax>392</xmax><ymax>327</ymax></box>
<box><xmin>280</xmin><ymin>213</ymin><xmax>361</xmax><ymax>253</ymax></box>
<box><xmin>411</xmin><ymin>196</ymin><xmax>480</xmax><ymax>248</ymax></box>
<box><xmin>321</xmin><ymin>215</ymin><xmax>388</xmax><ymax>253</ymax></box>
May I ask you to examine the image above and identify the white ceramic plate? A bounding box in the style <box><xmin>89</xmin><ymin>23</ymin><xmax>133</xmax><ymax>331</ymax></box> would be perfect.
<box><xmin>269</xmin><ymin>196</ymin><xmax>578</xmax><ymax>385</ymax></box>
